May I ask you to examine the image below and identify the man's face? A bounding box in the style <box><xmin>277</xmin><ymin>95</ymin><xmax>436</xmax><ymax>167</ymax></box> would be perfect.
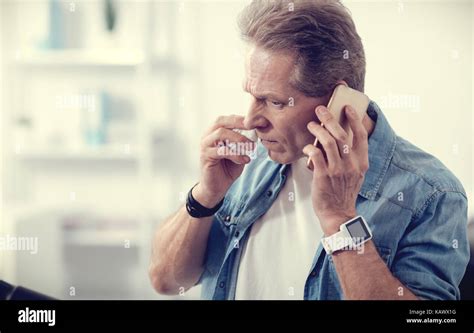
<box><xmin>243</xmin><ymin>45</ymin><xmax>330</xmax><ymax>164</ymax></box>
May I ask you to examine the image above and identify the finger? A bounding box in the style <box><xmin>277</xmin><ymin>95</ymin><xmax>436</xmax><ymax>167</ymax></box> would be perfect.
<box><xmin>204</xmin><ymin>115</ymin><xmax>246</xmax><ymax>136</ymax></box>
<box><xmin>303</xmin><ymin>144</ymin><xmax>327</xmax><ymax>173</ymax></box>
<box><xmin>307</xmin><ymin>121</ymin><xmax>342</xmax><ymax>167</ymax></box>
<box><xmin>205</xmin><ymin>146</ymin><xmax>252</xmax><ymax>165</ymax></box>
<box><xmin>202</xmin><ymin>127</ymin><xmax>256</xmax><ymax>149</ymax></box>
<box><xmin>345</xmin><ymin>106</ymin><xmax>368</xmax><ymax>152</ymax></box>
<box><xmin>315</xmin><ymin>105</ymin><xmax>350</xmax><ymax>148</ymax></box>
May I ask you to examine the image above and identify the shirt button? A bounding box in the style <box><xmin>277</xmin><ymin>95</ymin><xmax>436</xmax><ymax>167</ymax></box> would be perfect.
<box><xmin>235</xmin><ymin>231</ymin><xmax>240</xmax><ymax>237</ymax></box>
<box><xmin>219</xmin><ymin>281</ymin><xmax>225</xmax><ymax>289</ymax></box>
<box><xmin>266</xmin><ymin>190</ymin><xmax>273</xmax><ymax>197</ymax></box>
<box><xmin>224</xmin><ymin>215</ymin><xmax>231</xmax><ymax>222</ymax></box>
<box><xmin>310</xmin><ymin>271</ymin><xmax>317</xmax><ymax>277</ymax></box>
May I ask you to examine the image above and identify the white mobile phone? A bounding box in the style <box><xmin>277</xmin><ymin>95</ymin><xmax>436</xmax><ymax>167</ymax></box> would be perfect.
<box><xmin>307</xmin><ymin>84</ymin><xmax>369</xmax><ymax>170</ymax></box>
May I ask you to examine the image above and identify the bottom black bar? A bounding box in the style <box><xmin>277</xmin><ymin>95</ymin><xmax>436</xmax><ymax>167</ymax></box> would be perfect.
<box><xmin>0</xmin><ymin>300</ymin><xmax>472</xmax><ymax>331</ymax></box>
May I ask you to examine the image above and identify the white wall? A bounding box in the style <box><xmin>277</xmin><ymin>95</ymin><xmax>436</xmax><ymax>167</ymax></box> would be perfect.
<box><xmin>351</xmin><ymin>0</ymin><xmax>473</xmax><ymax>203</ymax></box>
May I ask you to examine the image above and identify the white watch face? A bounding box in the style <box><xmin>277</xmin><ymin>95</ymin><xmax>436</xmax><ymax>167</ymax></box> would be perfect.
<box><xmin>345</xmin><ymin>217</ymin><xmax>371</xmax><ymax>245</ymax></box>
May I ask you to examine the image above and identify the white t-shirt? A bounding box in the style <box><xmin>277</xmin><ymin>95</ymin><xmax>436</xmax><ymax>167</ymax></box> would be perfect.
<box><xmin>235</xmin><ymin>157</ymin><xmax>323</xmax><ymax>300</ymax></box>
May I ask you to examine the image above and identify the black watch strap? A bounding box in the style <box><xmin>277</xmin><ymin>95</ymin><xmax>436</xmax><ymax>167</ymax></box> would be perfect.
<box><xmin>186</xmin><ymin>184</ymin><xmax>224</xmax><ymax>218</ymax></box>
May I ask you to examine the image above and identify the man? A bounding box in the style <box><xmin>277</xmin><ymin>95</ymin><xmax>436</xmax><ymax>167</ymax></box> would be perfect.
<box><xmin>148</xmin><ymin>0</ymin><xmax>469</xmax><ymax>300</ymax></box>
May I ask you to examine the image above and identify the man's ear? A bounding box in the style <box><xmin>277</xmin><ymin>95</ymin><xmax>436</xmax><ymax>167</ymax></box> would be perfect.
<box><xmin>335</xmin><ymin>80</ymin><xmax>349</xmax><ymax>88</ymax></box>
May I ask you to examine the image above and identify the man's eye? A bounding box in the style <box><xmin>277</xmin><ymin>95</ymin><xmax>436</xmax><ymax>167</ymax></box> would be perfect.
<box><xmin>270</xmin><ymin>101</ymin><xmax>284</xmax><ymax>108</ymax></box>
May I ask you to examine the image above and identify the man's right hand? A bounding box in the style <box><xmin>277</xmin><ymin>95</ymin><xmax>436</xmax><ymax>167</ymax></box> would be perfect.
<box><xmin>193</xmin><ymin>115</ymin><xmax>256</xmax><ymax>208</ymax></box>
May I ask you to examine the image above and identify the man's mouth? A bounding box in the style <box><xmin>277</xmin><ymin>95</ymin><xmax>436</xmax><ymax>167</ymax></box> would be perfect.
<box><xmin>255</xmin><ymin>131</ymin><xmax>278</xmax><ymax>146</ymax></box>
<box><xmin>261</xmin><ymin>139</ymin><xmax>277</xmax><ymax>142</ymax></box>
<box><xmin>260</xmin><ymin>138</ymin><xmax>278</xmax><ymax>147</ymax></box>
<box><xmin>256</xmin><ymin>133</ymin><xmax>277</xmax><ymax>143</ymax></box>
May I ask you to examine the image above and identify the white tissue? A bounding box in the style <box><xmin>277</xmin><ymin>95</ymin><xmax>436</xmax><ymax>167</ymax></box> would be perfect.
<box><xmin>231</xmin><ymin>129</ymin><xmax>258</xmax><ymax>159</ymax></box>
<box><xmin>235</xmin><ymin>129</ymin><xmax>258</xmax><ymax>142</ymax></box>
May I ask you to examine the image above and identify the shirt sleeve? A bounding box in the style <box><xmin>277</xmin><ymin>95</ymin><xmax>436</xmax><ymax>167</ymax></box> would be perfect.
<box><xmin>391</xmin><ymin>190</ymin><xmax>470</xmax><ymax>300</ymax></box>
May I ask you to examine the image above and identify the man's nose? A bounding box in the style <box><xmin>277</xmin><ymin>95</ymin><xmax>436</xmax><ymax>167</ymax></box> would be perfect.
<box><xmin>243</xmin><ymin>102</ymin><xmax>268</xmax><ymax>129</ymax></box>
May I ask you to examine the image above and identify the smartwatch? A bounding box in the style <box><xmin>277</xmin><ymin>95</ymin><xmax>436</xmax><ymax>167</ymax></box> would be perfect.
<box><xmin>321</xmin><ymin>215</ymin><xmax>372</xmax><ymax>255</ymax></box>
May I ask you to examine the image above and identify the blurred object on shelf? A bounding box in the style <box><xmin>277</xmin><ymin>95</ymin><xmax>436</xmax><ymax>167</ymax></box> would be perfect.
<box><xmin>103</xmin><ymin>0</ymin><xmax>121</xmax><ymax>48</ymax></box>
<box><xmin>13</xmin><ymin>115</ymin><xmax>33</xmax><ymax>153</ymax></box>
<box><xmin>43</xmin><ymin>0</ymin><xmax>84</xmax><ymax>49</ymax></box>
<box><xmin>106</xmin><ymin>95</ymin><xmax>137</xmax><ymax>146</ymax></box>
<box><xmin>33</xmin><ymin>90</ymin><xmax>102</xmax><ymax>150</ymax></box>
<box><xmin>44</xmin><ymin>0</ymin><xmax>62</xmax><ymax>48</ymax></box>
<box><xmin>81</xmin><ymin>91</ymin><xmax>107</xmax><ymax>146</ymax></box>
<box><xmin>104</xmin><ymin>0</ymin><xmax>117</xmax><ymax>32</ymax></box>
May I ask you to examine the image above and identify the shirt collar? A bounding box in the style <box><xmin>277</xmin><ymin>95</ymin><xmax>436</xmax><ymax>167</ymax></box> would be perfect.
<box><xmin>358</xmin><ymin>101</ymin><xmax>397</xmax><ymax>200</ymax></box>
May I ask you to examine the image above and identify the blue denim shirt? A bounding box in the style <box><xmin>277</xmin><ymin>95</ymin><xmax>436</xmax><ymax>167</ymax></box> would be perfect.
<box><xmin>197</xmin><ymin>101</ymin><xmax>469</xmax><ymax>300</ymax></box>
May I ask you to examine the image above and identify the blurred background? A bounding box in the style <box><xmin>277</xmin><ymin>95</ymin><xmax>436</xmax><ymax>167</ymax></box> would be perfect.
<box><xmin>0</xmin><ymin>0</ymin><xmax>472</xmax><ymax>300</ymax></box>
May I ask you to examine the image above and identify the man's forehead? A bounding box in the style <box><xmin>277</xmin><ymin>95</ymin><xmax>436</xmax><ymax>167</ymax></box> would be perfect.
<box><xmin>244</xmin><ymin>46</ymin><xmax>296</xmax><ymax>95</ymax></box>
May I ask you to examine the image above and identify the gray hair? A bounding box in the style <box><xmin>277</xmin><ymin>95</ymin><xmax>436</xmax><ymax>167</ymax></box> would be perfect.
<box><xmin>238</xmin><ymin>0</ymin><xmax>366</xmax><ymax>97</ymax></box>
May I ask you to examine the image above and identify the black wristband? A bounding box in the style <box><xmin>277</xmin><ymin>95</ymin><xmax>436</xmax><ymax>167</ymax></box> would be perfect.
<box><xmin>186</xmin><ymin>184</ymin><xmax>224</xmax><ymax>218</ymax></box>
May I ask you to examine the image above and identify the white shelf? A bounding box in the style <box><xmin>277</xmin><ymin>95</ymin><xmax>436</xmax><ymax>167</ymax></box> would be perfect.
<box><xmin>14</xmin><ymin>48</ymin><xmax>145</xmax><ymax>67</ymax></box>
<box><xmin>63</xmin><ymin>229</ymin><xmax>140</xmax><ymax>247</ymax></box>
<box><xmin>14</xmin><ymin>146</ymin><xmax>139</xmax><ymax>161</ymax></box>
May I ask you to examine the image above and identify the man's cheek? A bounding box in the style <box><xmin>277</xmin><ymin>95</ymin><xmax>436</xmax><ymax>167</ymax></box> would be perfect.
<box><xmin>284</xmin><ymin>132</ymin><xmax>303</xmax><ymax>154</ymax></box>
<box><xmin>293</xmin><ymin>129</ymin><xmax>311</xmax><ymax>148</ymax></box>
